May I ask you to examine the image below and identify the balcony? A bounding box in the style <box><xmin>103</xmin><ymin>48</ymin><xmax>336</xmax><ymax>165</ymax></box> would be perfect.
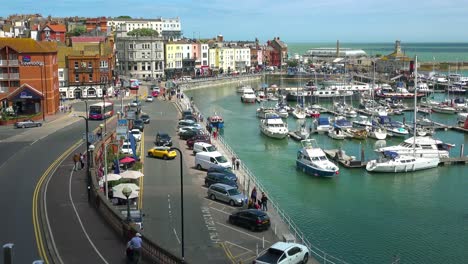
<box><xmin>0</xmin><ymin>60</ymin><xmax>19</xmax><ymax>67</ymax></box>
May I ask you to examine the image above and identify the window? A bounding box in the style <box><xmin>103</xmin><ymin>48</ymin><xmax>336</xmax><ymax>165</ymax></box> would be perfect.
<box><xmin>74</xmin><ymin>62</ymin><xmax>78</xmax><ymax>69</ymax></box>
<box><xmin>88</xmin><ymin>62</ymin><xmax>92</xmax><ymax>68</ymax></box>
<box><xmin>134</xmin><ymin>65</ymin><xmax>137</xmax><ymax>70</ymax></box>
<box><xmin>100</xmin><ymin>60</ymin><xmax>108</xmax><ymax>68</ymax></box>
<box><xmin>75</xmin><ymin>74</ymin><xmax>79</xmax><ymax>82</ymax></box>
<box><xmin>59</xmin><ymin>71</ymin><xmax>64</xmax><ymax>78</ymax></box>
<box><xmin>89</xmin><ymin>73</ymin><xmax>93</xmax><ymax>81</ymax></box>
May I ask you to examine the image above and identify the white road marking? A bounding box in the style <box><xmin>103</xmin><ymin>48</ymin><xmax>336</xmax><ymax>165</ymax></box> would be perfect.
<box><xmin>209</xmin><ymin>206</ymin><xmax>231</xmax><ymax>216</ymax></box>
<box><xmin>224</xmin><ymin>240</ymin><xmax>254</xmax><ymax>253</ymax></box>
<box><xmin>215</xmin><ymin>222</ymin><xmax>272</xmax><ymax>243</ymax></box>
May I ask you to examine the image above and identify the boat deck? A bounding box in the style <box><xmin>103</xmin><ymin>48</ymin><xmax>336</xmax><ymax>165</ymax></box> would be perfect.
<box><xmin>323</xmin><ymin>149</ymin><xmax>368</xmax><ymax>168</ymax></box>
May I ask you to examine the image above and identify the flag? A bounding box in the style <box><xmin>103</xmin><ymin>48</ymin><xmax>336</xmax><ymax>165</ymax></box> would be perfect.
<box><xmin>113</xmin><ymin>158</ymin><xmax>120</xmax><ymax>174</ymax></box>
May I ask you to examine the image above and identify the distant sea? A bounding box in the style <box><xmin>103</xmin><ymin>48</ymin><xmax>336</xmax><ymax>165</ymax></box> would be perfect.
<box><xmin>288</xmin><ymin>42</ymin><xmax>468</xmax><ymax>63</ymax></box>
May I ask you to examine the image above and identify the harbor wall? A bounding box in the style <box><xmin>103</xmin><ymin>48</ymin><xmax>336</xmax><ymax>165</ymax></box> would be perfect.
<box><xmin>177</xmin><ymin>74</ymin><xmax>262</xmax><ymax>91</ymax></box>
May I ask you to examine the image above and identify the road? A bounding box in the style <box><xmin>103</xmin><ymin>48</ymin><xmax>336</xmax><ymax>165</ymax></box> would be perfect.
<box><xmin>141</xmin><ymin>94</ymin><xmax>278</xmax><ymax>263</ymax></box>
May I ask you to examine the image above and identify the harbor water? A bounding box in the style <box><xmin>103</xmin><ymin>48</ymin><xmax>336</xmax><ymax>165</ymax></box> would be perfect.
<box><xmin>185</xmin><ymin>80</ymin><xmax>468</xmax><ymax>264</ymax></box>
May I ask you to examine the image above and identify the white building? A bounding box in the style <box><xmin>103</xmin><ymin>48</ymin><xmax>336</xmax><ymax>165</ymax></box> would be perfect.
<box><xmin>107</xmin><ymin>17</ymin><xmax>182</xmax><ymax>40</ymax></box>
<box><xmin>115</xmin><ymin>31</ymin><xmax>165</xmax><ymax>79</ymax></box>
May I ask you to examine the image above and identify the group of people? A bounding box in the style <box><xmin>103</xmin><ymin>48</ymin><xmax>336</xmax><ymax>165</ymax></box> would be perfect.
<box><xmin>72</xmin><ymin>153</ymin><xmax>85</xmax><ymax>171</ymax></box>
<box><xmin>58</xmin><ymin>104</ymin><xmax>72</xmax><ymax>113</ymax></box>
<box><xmin>231</xmin><ymin>156</ymin><xmax>241</xmax><ymax>170</ymax></box>
<box><xmin>248</xmin><ymin>187</ymin><xmax>268</xmax><ymax>211</ymax></box>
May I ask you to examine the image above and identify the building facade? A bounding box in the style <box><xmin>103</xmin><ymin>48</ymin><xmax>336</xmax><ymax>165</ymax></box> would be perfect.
<box><xmin>115</xmin><ymin>32</ymin><xmax>165</xmax><ymax>79</ymax></box>
<box><xmin>107</xmin><ymin>17</ymin><xmax>181</xmax><ymax>40</ymax></box>
<box><xmin>40</xmin><ymin>24</ymin><xmax>66</xmax><ymax>43</ymax></box>
<box><xmin>58</xmin><ymin>36</ymin><xmax>115</xmax><ymax>99</ymax></box>
<box><xmin>376</xmin><ymin>40</ymin><xmax>412</xmax><ymax>73</ymax></box>
<box><xmin>266</xmin><ymin>37</ymin><xmax>288</xmax><ymax>68</ymax></box>
<box><xmin>85</xmin><ymin>17</ymin><xmax>108</xmax><ymax>33</ymax></box>
<box><xmin>0</xmin><ymin>38</ymin><xmax>59</xmax><ymax>121</ymax></box>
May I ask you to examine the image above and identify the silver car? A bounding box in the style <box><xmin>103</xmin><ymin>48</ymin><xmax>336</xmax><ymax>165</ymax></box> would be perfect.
<box><xmin>15</xmin><ymin>119</ymin><xmax>42</xmax><ymax>128</ymax></box>
<box><xmin>207</xmin><ymin>183</ymin><xmax>247</xmax><ymax>206</ymax></box>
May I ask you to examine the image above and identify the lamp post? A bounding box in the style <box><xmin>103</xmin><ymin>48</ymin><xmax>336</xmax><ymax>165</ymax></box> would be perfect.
<box><xmin>170</xmin><ymin>147</ymin><xmax>185</xmax><ymax>262</ymax></box>
<box><xmin>77</xmin><ymin>110</ymin><xmax>93</xmax><ymax>201</ymax></box>
<box><xmin>122</xmin><ymin>186</ymin><xmax>132</xmax><ymax>222</ymax></box>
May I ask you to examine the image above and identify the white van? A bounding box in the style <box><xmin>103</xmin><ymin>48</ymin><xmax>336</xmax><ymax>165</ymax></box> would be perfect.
<box><xmin>195</xmin><ymin>151</ymin><xmax>231</xmax><ymax>170</ymax></box>
<box><xmin>193</xmin><ymin>142</ymin><xmax>217</xmax><ymax>155</ymax></box>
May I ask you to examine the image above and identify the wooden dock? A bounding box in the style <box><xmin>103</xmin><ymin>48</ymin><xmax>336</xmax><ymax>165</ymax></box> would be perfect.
<box><xmin>439</xmin><ymin>156</ymin><xmax>468</xmax><ymax>165</ymax></box>
<box><xmin>323</xmin><ymin>149</ymin><xmax>367</xmax><ymax>168</ymax></box>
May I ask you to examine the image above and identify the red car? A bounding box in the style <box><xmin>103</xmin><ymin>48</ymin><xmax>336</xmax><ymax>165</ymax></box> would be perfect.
<box><xmin>151</xmin><ymin>90</ymin><xmax>159</xmax><ymax>97</ymax></box>
<box><xmin>186</xmin><ymin>134</ymin><xmax>211</xmax><ymax>149</ymax></box>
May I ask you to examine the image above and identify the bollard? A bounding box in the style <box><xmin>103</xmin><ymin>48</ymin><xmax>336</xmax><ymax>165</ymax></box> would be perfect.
<box><xmin>3</xmin><ymin>243</ymin><xmax>14</xmax><ymax>264</ymax></box>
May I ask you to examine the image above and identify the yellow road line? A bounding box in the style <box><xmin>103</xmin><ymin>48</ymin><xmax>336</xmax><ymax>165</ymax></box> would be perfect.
<box><xmin>219</xmin><ymin>242</ymin><xmax>236</xmax><ymax>264</ymax></box>
<box><xmin>32</xmin><ymin>140</ymin><xmax>83</xmax><ymax>263</ymax></box>
<box><xmin>138</xmin><ymin>131</ymin><xmax>144</xmax><ymax>209</ymax></box>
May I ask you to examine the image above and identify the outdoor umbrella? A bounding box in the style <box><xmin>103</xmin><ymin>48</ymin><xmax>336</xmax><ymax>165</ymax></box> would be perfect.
<box><xmin>105</xmin><ymin>173</ymin><xmax>122</xmax><ymax>182</ymax></box>
<box><xmin>120</xmin><ymin>170</ymin><xmax>144</xmax><ymax>180</ymax></box>
<box><xmin>119</xmin><ymin>156</ymin><xmax>136</xmax><ymax>164</ymax></box>
<box><xmin>112</xmin><ymin>183</ymin><xmax>140</xmax><ymax>199</ymax></box>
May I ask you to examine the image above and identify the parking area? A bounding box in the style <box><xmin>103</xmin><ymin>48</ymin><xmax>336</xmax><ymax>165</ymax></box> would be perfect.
<box><xmin>177</xmin><ymin>138</ymin><xmax>279</xmax><ymax>263</ymax></box>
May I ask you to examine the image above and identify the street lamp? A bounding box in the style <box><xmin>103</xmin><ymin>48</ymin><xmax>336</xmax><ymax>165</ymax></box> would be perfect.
<box><xmin>169</xmin><ymin>147</ymin><xmax>185</xmax><ymax>262</ymax></box>
<box><xmin>122</xmin><ymin>186</ymin><xmax>132</xmax><ymax>222</ymax></box>
<box><xmin>76</xmin><ymin>112</ymin><xmax>93</xmax><ymax>201</ymax></box>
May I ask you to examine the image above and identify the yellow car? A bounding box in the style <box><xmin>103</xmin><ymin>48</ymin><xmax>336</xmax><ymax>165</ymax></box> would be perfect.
<box><xmin>147</xmin><ymin>146</ymin><xmax>177</xmax><ymax>160</ymax></box>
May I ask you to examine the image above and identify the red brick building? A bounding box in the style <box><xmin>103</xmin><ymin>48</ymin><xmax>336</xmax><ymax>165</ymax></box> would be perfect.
<box><xmin>0</xmin><ymin>38</ymin><xmax>59</xmax><ymax>123</ymax></box>
<box><xmin>85</xmin><ymin>17</ymin><xmax>108</xmax><ymax>33</ymax></box>
<box><xmin>40</xmin><ymin>24</ymin><xmax>67</xmax><ymax>43</ymax></box>
<box><xmin>266</xmin><ymin>37</ymin><xmax>288</xmax><ymax>67</ymax></box>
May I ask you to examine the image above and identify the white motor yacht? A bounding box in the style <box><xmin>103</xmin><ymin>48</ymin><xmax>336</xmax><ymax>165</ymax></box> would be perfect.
<box><xmin>241</xmin><ymin>88</ymin><xmax>256</xmax><ymax>103</ymax></box>
<box><xmin>259</xmin><ymin>112</ymin><xmax>289</xmax><ymax>139</ymax></box>
<box><xmin>353</xmin><ymin>115</ymin><xmax>373</xmax><ymax>128</ymax></box>
<box><xmin>296</xmin><ymin>139</ymin><xmax>339</xmax><ymax>177</ymax></box>
<box><xmin>292</xmin><ymin>106</ymin><xmax>307</xmax><ymax>119</ymax></box>
<box><xmin>367</xmin><ymin>126</ymin><xmax>387</xmax><ymax>140</ymax></box>
<box><xmin>375</xmin><ymin>136</ymin><xmax>452</xmax><ymax>158</ymax></box>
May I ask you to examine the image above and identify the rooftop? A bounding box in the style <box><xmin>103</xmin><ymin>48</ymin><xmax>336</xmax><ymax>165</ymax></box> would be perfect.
<box><xmin>0</xmin><ymin>38</ymin><xmax>57</xmax><ymax>53</ymax></box>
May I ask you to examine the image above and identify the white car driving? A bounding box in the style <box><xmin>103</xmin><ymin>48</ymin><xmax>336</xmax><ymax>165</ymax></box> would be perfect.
<box><xmin>145</xmin><ymin>95</ymin><xmax>154</xmax><ymax>102</ymax></box>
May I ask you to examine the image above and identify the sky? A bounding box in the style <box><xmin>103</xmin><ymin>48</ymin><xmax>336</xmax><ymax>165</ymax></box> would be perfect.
<box><xmin>2</xmin><ymin>0</ymin><xmax>468</xmax><ymax>43</ymax></box>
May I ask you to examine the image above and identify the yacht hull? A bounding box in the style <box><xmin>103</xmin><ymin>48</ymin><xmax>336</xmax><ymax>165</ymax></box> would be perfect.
<box><xmin>296</xmin><ymin>160</ymin><xmax>337</xmax><ymax>177</ymax></box>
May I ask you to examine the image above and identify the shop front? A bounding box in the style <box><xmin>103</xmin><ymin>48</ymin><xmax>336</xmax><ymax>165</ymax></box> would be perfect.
<box><xmin>1</xmin><ymin>84</ymin><xmax>44</xmax><ymax>125</ymax></box>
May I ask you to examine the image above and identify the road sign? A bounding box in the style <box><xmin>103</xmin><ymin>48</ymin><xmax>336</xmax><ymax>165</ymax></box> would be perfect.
<box><xmin>117</xmin><ymin>119</ymin><xmax>128</xmax><ymax>140</ymax></box>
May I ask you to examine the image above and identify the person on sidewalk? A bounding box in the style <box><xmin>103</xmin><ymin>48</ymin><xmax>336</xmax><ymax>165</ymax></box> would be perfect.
<box><xmin>79</xmin><ymin>153</ymin><xmax>85</xmax><ymax>169</ymax></box>
<box><xmin>236</xmin><ymin>158</ymin><xmax>241</xmax><ymax>170</ymax></box>
<box><xmin>251</xmin><ymin>187</ymin><xmax>257</xmax><ymax>204</ymax></box>
<box><xmin>261</xmin><ymin>192</ymin><xmax>268</xmax><ymax>211</ymax></box>
<box><xmin>73</xmin><ymin>153</ymin><xmax>80</xmax><ymax>171</ymax></box>
<box><xmin>231</xmin><ymin>156</ymin><xmax>236</xmax><ymax>170</ymax></box>
<box><xmin>127</xmin><ymin>232</ymin><xmax>143</xmax><ymax>264</ymax></box>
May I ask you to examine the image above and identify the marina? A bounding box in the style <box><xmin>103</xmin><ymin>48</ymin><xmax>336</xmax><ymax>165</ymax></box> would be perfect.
<box><xmin>183</xmin><ymin>76</ymin><xmax>468</xmax><ymax>264</ymax></box>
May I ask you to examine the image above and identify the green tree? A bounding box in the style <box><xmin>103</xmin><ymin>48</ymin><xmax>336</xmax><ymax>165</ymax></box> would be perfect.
<box><xmin>69</xmin><ymin>26</ymin><xmax>86</xmax><ymax>36</ymax></box>
<box><xmin>287</xmin><ymin>60</ymin><xmax>299</xmax><ymax>67</ymax></box>
<box><xmin>117</xmin><ymin>16</ymin><xmax>132</xmax><ymax>19</ymax></box>
<box><xmin>127</xmin><ymin>28</ymin><xmax>159</xmax><ymax>37</ymax></box>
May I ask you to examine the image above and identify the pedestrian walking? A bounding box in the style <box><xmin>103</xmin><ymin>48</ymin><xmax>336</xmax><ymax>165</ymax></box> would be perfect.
<box><xmin>126</xmin><ymin>232</ymin><xmax>143</xmax><ymax>263</ymax></box>
<box><xmin>79</xmin><ymin>153</ymin><xmax>85</xmax><ymax>169</ymax></box>
<box><xmin>236</xmin><ymin>158</ymin><xmax>241</xmax><ymax>170</ymax></box>
<box><xmin>251</xmin><ymin>187</ymin><xmax>257</xmax><ymax>204</ymax></box>
<box><xmin>231</xmin><ymin>156</ymin><xmax>236</xmax><ymax>170</ymax></box>
<box><xmin>261</xmin><ymin>192</ymin><xmax>268</xmax><ymax>211</ymax></box>
<box><xmin>73</xmin><ymin>153</ymin><xmax>80</xmax><ymax>171</ymax></box>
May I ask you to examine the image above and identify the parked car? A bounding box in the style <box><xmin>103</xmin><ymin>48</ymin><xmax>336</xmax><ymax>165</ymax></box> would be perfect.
<box><xmin>121</xmin><ymin>141</ymin><xmax>133</xmax><ymax>155</ymax></box>
<box><xmin>133</xmin><ymin>119</ymin><xmax>145</xmax><ymax>131</ymax></box>
<box><xmin>186</xmin><ymin>134</ymin><xmax>211</xmax><ymax>149</ymax></box>
<box><xmin>147</xmin><ymin>146</ymin><xmax>177</xmax><ymax>160</ymax></box>
<box><xmin>254</xmin><ymin>242</ymin><xmax>310</xmax><ymax>264</ymax></box>
<box><xmin>207</xmin><ymin>183</ymin><xmax>246</xmax><ymax>206</ymax></box>
<box><xmin>178</xmin><ymin>125</ymin><xmax>202</xmax><ymax>134</ymax></box>
<box><xmin>140</xmin><ymin>114</ymin><xmax>150</xmax><ymax>124</ymax></box>
<box><xmin>206</xmin><ymin>166</ymin><xmax>237</xmax><ymax>181</ymax></box>
<box><xmin>145</xmin><ymin>95</ymin><xmax>154</xmax><ymax>102</ymax></box>
<box><xmin>179</xmin><ymin>129</ymin><xmax>203</xmax><ymax>140</ymax></box>
<box><xmin>193</xmin><ymin>142</ymin><xmax>217</xmax><ymax>155</ymax></box>
<box><xmin>205</xmin><ymin>172</ymin><xmax>237</xmax><ymax>188</ymax></box>
<box><xmin>130</xmin><ymin>100</ymin><xmax>141</xmax><ymax>107</ymax></box>
<box><xmin>195</xmin><ymin>151</ymin><xmax>232</xmax><ymax>170</ymax></box>
<box><xmin>181</xmin><ymin>110</ymin><xmax>193</xmax><ymax>120</ymax></box>
<box><xmin>130</xmin><ymin>129</ymin><xmax>142</xmax><ymax>141</ymax></box>
<box><xmin>15</xmin><ymin>119</ymin><xmax>42</xmax><ymax>128</ymax></box>
<box><xmin>177</xmin><ymin>119</ymin><xmax>197</xmax><ymax>129</ymax></box>
<box><xmin>155</xmin><ymin>132</ymin><xmax>172</xmax><ymax>147</ymax></box>
<box><xmin>228</xmin><ymin>209</ymin><xmax>270</xmax><ymax>231</ymax></box>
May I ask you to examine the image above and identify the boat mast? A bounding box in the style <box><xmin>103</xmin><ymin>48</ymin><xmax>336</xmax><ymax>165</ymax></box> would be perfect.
<box><xmin>413</xmin><ymin>56</ymin><xmax>418</xmax><ymax>156</ymax></box>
